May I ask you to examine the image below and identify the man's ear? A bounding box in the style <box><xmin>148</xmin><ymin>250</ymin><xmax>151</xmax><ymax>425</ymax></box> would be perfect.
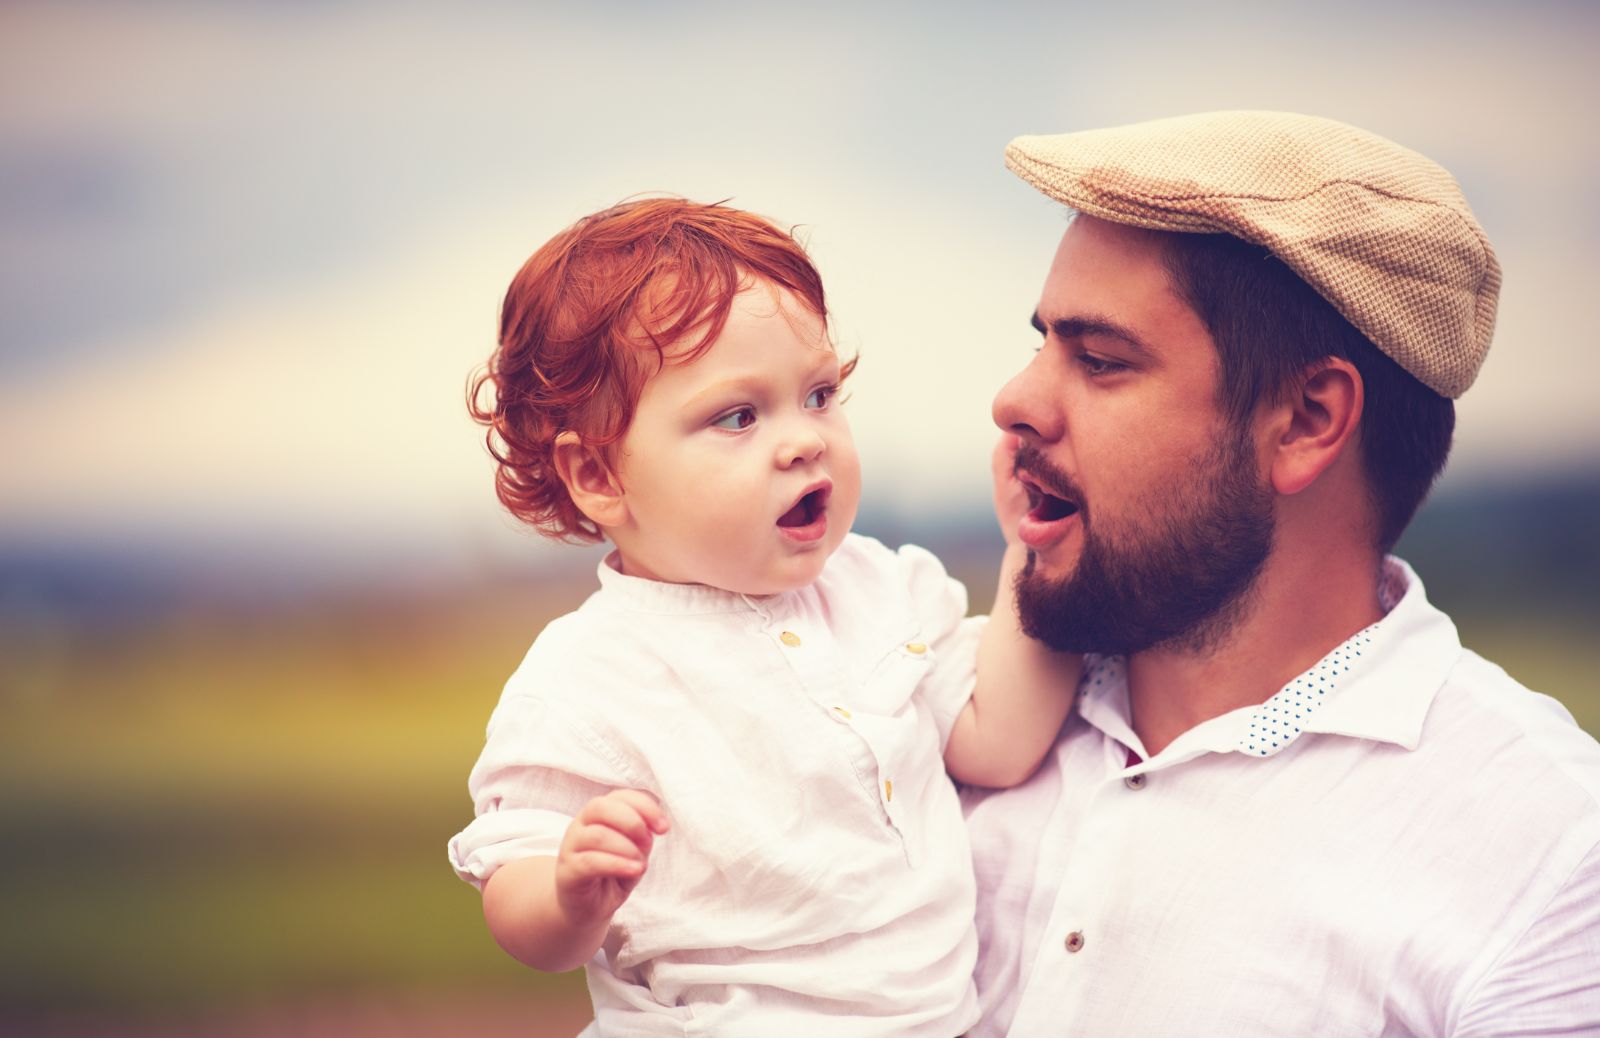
<box><xmin>1267</xmin><ymin>358</ymin><xmax>1363</xmax><ymax>497</ymax></box>
<box><xmin>552</xmin><ymin>431</ymin><xmax>628</xmax><ymax>530</ymax></box>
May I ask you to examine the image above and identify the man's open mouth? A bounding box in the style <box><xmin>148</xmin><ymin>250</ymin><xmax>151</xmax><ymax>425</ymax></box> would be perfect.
<box><xmin>1020</xmin><ymin>474</ymin><xmax>1080</xmax><ymax>522</ymax></box>
<box><xmin>777</xmin><ymin>485</ymin><xmax>831</xmax><ymax>528</ymax></box>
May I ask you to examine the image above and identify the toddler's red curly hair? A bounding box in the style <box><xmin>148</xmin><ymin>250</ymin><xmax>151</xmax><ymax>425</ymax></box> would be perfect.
<box><xmin>469</xmin><ymin>198</ymin><xmax>849</xmax><ymax>542</ymax></box>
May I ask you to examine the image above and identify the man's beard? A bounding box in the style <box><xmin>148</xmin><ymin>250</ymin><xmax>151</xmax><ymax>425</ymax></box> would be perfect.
<box><xmin>1014</xmin><ymin>426</ymin><xmax>1275</xmax><ymax>658</ymax></box>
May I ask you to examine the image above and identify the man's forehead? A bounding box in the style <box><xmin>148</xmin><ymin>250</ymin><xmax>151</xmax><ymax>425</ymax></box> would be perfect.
<box><xmin>1036</xmin><ymin>218</ymin><xmax>1202</xmax><ymax>345</ymax></box>
<box><xmin>1030</xmin><ymin>214</ymin><xmax>1216</xmax><ymax>372</ymax></box>
<box><xmin>1046</xmin><ymin>216</ymin><xmax>1172</xmax><ymax>285</ymax></box>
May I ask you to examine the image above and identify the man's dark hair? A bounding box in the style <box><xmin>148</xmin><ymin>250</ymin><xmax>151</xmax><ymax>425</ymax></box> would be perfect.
<box><xmin>1161</xmin><ymin>231</ymin><xmax>1455</xmax><ymax>554</ymax></box>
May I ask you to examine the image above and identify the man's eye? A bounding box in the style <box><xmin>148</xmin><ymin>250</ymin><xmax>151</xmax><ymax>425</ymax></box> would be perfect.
<box><xmin>805</xmin><ymin>385</ymin><xmax>837</xmax><ymax>410</ymax></box>
<box><xmin>1077</xmin><ymin>353</ymin><xmax>1125</xmax><ymax>376</ymax></box>
<box><xmin>711</xmin><ymin>407</ymin><xmax>756</xmax><ymax>430</ymax></box>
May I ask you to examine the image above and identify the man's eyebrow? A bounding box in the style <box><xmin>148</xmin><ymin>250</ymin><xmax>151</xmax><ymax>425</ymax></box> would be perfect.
<box><xmin>1030</xmin><ymin>311</ymin><xmax>1154</xmax><ymax>359</ymax></box>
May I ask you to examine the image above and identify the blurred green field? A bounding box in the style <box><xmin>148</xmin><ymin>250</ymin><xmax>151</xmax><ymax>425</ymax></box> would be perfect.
<box><xmin>0</xmin><ymin>574</ymin><xmax>599</xmax><ymax>1030</ymax></box>
<box><xmin>1</xmin><ymin>547</ymin><xmax>1595</xmax><ymax>1032</ymax></box>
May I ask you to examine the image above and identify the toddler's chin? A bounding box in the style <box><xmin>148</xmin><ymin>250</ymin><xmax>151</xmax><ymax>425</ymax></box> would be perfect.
<box><xmin>735</xmin><ymin>575</ymin><xmax>818</xmax><ymax>597</ymax></box>
<box><xmin>729</xmin><ymin>557</ymin><xmax>833</xmax><ymax>598</ymax></box>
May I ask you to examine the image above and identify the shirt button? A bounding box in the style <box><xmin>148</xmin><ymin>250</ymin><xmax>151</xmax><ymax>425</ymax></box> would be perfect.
<box><xmin>884</xmin><ymin>779</ymin><xmax>893</xmax><ymax>802</ymax></box>
<box><xmin>1065</xmin><ymin>930</ymin><xmax>1085</xmax><ymax>953</ymax></box>
<box><xmin>905</xmin><ymin>642</ymin><xmax>927</xmax><ymax>654</ymax></box>
<box><xmin>779</xmin><ymin>631</ymin><xmax>802</xmax><ymax>647</ymax></box>
<box><xmin>833</xmin><ymin>705</ymin><xmax>852</xmax><ymax>720</ymax></box>
<box><xmin>1124</xmin><ymin>773</ymin><xmax>1147</xmax><ymax>790</ymax></box>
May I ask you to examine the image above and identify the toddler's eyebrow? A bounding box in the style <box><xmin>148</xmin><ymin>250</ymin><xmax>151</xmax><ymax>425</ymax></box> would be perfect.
<box><xmin>1030</xmin><ymin>311</ymin><xmax>1153</xmax><ymax>360</ymax></box>
<box><xmin>684</xmin><ymin>354</ymin><xmax>841</xmax><ymax>412</ymax></box>
<box><xmin>806</xmin><ymin>350</ymin><xmax>843</xmax><ymax>379</ymax></box>
<box><xmin>686</xmin><ymin>377</ymin><xmax>766</xmax><ymax>410</ymax></box>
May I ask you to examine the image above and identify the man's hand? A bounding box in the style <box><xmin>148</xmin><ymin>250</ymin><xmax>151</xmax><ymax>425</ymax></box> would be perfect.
<box><xmin>555</xmin><ymin>789</ymin><xmax>670</xmax><ymax>928</ymax></box>
<box><xmin>992</xmin><ymin>433</ymin><xmax>1028</xmax><ymax>547</ymax></box>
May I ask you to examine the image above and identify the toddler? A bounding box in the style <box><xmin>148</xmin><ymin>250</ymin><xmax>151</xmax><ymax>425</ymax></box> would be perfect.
<box><xmin>448</xmin><ymin>199</ymin><xmax>1077</xmax><ymax>1036</ymax></box>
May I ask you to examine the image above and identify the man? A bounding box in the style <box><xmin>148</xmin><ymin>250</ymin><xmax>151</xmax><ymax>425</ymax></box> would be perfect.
<box><xmin>967</xmin><ymin>111</ymin><xmax>1600</xmax><ymax>1035</ymax></box>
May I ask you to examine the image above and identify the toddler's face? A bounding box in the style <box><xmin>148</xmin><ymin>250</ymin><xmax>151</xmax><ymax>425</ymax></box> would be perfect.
<box><xmin>610</xmin><ymin>283</ymin><xmax>860</xmax><ymax>595</ymax></box>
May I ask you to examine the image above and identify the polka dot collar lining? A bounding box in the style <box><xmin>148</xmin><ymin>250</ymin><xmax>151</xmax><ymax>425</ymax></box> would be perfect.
<box><xmin>1075</xmin><ymin>559</ymin><xmax>1415</xmax><ymax>761</ymax></box>
<box><xmin>1238</xmin><ymin>562</ymin><xmax>1407</xmax><ymax>758</ymax></box>
<box><xmin>1239</xmin><ymin>626</ymin><xmax>1378</xmax><ymax>757</ymax></box>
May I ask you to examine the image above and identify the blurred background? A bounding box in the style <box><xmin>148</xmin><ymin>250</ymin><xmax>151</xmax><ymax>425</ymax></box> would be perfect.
<box><xmin>2</xmin><ymin>1</ymin><xmax>1597</xmax><ymax>1034</ymax></box>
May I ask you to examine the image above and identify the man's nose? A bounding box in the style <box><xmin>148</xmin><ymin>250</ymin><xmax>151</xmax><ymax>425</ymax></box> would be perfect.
<box><xmin>992</xmin><ymin>355</ymin><xmax>1062</xmax><ymax>443</ymax></box>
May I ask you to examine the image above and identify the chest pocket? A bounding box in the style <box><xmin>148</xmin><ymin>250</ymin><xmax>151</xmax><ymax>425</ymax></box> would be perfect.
<box><xmin>851</xmin><ymin>636</ymin><xmax>934</xmax><ymax>790</ymax></box>
<box><xmin>855</xmin><ymin>638</ymin><xmax>935</xmax><ymax>718</ymax></box>
<box><xmin>842</xmin><ymin>637</ymin><xmax>946</xmax><ymax>867</ymax></box>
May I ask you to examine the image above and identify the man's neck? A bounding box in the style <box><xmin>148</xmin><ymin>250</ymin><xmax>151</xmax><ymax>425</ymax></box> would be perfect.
<box><xmin>1126</xmin><ymin>546</ymin><xmax>1386</xmax><ymax>757</ymax></box>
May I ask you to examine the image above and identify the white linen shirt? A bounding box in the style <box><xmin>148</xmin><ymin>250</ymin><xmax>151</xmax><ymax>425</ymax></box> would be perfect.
<box><xmin>964</xmin><ymin>558</ymin><xmax>1600</xmax><ymax>1036</ymax></box>
<box><xmin>449</xmin><ymin>533</ymin><xmax>984</xmax><ymax>1037</ymax></box>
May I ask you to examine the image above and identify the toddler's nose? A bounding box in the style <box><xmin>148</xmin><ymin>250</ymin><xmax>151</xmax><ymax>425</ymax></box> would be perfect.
<box><xmin>777</xmin><ymin>426</ymin><xmax>826</xmax><ymax>468</ymax></box>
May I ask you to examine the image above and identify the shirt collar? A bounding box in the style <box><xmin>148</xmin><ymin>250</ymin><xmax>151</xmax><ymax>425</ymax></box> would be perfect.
<box><xmin>1074</xmin><ymin>557</ymin><xmax>1462</xmax><ymax>766</ymax></box>
<box><xmin>1288</xmin><ymin>557</ymin><xmax>1461</xmax><ymax>751</ymax></box>
<box><xmin>593</xmin><ymin>551</ymin><xmax>779</xmax><ymax>615</ymax></box>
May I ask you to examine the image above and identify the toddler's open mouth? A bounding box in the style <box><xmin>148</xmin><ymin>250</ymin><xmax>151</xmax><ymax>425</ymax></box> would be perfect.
<box><xmin>777</xmin><ymin>483</ymin><xmax>831</xmax><ymax>541</ymax></box>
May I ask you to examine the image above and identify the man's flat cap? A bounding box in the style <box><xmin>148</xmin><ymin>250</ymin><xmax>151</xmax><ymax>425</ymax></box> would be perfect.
<box><xmin>1006</xmin><ymin>111</ymin><xmax>1499</xmax><ymax>398</ymax></box>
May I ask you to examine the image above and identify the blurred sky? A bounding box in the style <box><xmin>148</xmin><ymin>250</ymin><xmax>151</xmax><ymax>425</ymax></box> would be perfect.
<box><xmin>2</xmin><ymin>0</ymin><xmax>1597</xmax><ymax>582</ymax></box>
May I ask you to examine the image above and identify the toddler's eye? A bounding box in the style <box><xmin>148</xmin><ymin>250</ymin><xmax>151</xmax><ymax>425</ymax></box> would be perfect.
<box><xmin>712</xmin><ymin>407</ymin><xmax>756</xmax><ymax>430</ymax></box>
<box><xmin>805</xmin><ymin>385</ymin><xmax>837</xmax><ymax>410</ymax></box>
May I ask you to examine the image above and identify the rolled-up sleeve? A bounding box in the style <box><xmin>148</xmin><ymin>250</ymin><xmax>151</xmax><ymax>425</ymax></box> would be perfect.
<box><xmin>896</xmin><ymin>543</ymin><xmax>985</xmax><ymax>750</ymax></box>
<box><xmin>447</xmin><ymin>690</ymin><xmax>638</xmax><ymax>891</ymax></box>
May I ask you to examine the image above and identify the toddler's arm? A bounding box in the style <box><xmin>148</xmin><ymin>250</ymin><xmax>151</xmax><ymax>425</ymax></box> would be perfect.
<box><xmin>943</xmin><ymin>437</ymin><xmax>1080</xmax><ymax>788</ymax></box>
<box><xmin>481</xmin><ymin>789</ymin><xmax>669</xmax><ymax>973</ymax></box>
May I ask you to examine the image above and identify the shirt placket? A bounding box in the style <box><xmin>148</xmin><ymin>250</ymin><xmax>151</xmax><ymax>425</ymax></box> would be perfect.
<box><xmin>1014</xmin><ymin>746</ymin><xmax>1156</xmax><ymax>1027</ymax></box>
<box><xmin>1019</xmin><ymin>663</ymin><xmax>1225</xmax><ymax>1017</ymax></box>
<box><xmin>760</xmin><ymin>605</ymin><xmax>916</xmax><ymax>865</ymax></box>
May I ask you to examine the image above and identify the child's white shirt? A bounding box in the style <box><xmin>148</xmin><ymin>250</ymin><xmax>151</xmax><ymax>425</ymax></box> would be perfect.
<box><xmin>449</xmin><ymin>533</ymin><xmax>984</xmax><ymax>1037</ymax></box>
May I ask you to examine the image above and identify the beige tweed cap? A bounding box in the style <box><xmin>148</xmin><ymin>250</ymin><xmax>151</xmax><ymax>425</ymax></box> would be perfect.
<box><xmin>1005</xmin><ymin>111</ymin><xmax>1500</xmax><ymax>398</ymax></box>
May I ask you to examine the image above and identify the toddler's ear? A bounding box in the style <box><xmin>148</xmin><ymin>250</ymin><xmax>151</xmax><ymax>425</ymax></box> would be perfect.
<box><xmin>553</xmin><ymin>432</ymin><xmax>628</xmax><ymax>529</ymax></box>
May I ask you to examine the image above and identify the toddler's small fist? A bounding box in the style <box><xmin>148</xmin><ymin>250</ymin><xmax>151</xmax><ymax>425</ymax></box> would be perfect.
<box><xmin>555</xmin><ymin>789</ymin><xmax>670</xmax><ymax>927</ymax></box>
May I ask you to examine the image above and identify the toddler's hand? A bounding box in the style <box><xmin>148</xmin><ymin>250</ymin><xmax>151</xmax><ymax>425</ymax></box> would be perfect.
<box><xmin>555</xmin><ymin>789</ymin><xmax>670</xmax><ymax>928</ymax></box>
<box><xmin>992</xmin><ymin>433</ymin><xmax>1028</xmax><ymax>547</ymax></box>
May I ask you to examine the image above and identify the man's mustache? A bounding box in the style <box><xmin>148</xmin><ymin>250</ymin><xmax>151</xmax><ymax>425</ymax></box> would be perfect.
<box><xmin>1013</xmin><ymin>442</ymin><xmax>1088</xmax><ymax>512</ymax></box>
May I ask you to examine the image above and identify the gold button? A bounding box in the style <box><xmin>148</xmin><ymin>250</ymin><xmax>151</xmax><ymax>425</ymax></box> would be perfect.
<box><xmin>905</xmin><ymin>642</ymin><xmax>927</xmax><ymax>654</ymax></box>
<box><xmin>884</xmin><ymin>779</ymin><xmax>893</xmax><ymax>801</ymax></box>
<box><xmin>780</xmin><ymin>631</ymin><xmax>801</xmax><ymax>647</ymax></box>
<box><xmin>834</xmin><ymin>706</ymin><xmax>852</xmax><ymax>720</ymax></box>
<box><xmin>1124</xmin><ymin>773</ymin><xmax>1147</xmax><ymax>791</ymax></box>
<box><xmin>1065</xmin><ymin>930</ymin><xmax>1085</xmax><ymax>953</ymax></box>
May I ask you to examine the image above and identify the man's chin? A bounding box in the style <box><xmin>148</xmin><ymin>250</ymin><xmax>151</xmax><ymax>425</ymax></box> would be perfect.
<box><xmin>1015</xmin><ymin>569</ymin><xmax>1106</xmax><ymax>655</ymax></box>
<box><xmin>1021</xmin><ymin>545</ymin><xmax>1080</xmax><ymax>585</ymax></box>
<box><xmin>1015</xmin><ymin>522</ymin><xmax>1273</xmax><ymax>658</ymax></box>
